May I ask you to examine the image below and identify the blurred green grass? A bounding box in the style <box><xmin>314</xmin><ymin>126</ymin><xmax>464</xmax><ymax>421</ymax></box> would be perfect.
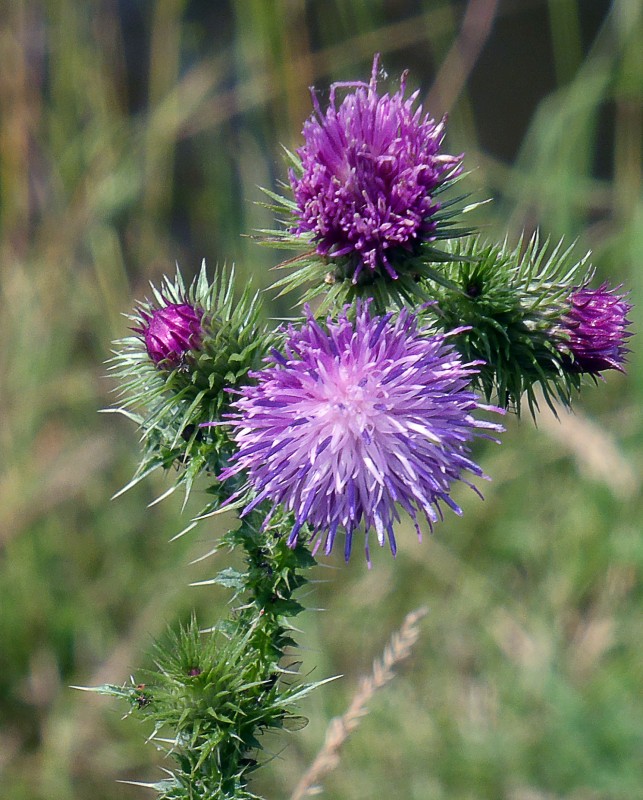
<box><xmin>0</xmin><ymin>1</ymin><xmax>641</xmax><ymax>799</ymax></box>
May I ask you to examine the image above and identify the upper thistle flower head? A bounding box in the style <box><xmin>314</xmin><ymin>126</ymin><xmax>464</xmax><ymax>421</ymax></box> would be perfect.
<box><xmin>136</xmin><ymin>302</ymin><xmax>204</xmax><ymax>368</ymax></box>
<box><xmin>220</xmin><ymin>302</ymin><xmax>502</xmax><ymax>564</ymax></box>
<box><xmin>559</xmin><ymin>282</ymin><xmax>632</xmax><ymax>373</ymax></box>
<box><xmin>272</xmin><ymin>55</ymin><xmax>465</xmax><ymax>306</ymax></box>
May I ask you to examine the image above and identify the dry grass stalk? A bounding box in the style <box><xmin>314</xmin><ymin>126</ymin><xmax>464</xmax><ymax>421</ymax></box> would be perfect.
<box><xmin>538</xmin><ymin>401</ymin><xmax>637</xmax><ymax>500</ymax></box>
<box><xmin>290</xmin><ymin>606</ymin><xmax>428</xmax><ymax>800</ymax></box>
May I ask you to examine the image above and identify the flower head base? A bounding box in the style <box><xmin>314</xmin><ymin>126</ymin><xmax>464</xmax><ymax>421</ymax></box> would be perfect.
<box><xmin>136</xmin><ymin>303</ymin><xmax>204</xmax><ymax>368</ymax></box>
<box><xmin>220</xmin><ymin>303</ymin><xmax>503</xmax><ymax>563</ymax></box>
<box><xmin>559</xmin><ymin>283</ymin><xmax>632</xmax><ymax>373</ymax></box>
<box><xmin>288</xmin><ymin>55</ymin><xmax>463</xmax><ymax>286</ymax></box>
<box><xmin>429</xmin><ymin>235</ymin><xmax>592</xmax><ymax>416</ymax></box>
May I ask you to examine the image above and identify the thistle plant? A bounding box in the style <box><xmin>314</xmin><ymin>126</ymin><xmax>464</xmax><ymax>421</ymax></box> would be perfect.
<box><xmin>91</xmin><ymin>55</ymin><xmax>632</xmax><ymax>799</ymax></box>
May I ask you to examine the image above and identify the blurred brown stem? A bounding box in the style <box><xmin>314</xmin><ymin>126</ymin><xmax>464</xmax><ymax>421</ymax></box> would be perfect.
<box><xmin>427</xmin><ymin>0</ymin><xmax>500</xmax><ymax>115</ymax></box>
<box><xmin>290</xmin><ymin>607</ymin><xmax>428</xmax><ymax>800</ymax></box>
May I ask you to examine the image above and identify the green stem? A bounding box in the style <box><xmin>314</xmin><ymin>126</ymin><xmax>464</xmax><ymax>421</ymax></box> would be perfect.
<box><xmin>106</xmin><ymin>505</ymin><xmax>316</xmax><ymax>800</ymax></box>
<box><xmin>233</xmin><ymin>508</ymin><xmax>315</xmax><ymax>671</ymax></box>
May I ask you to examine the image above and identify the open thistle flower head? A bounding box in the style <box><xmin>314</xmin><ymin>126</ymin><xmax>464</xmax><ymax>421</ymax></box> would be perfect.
<box><xmin>288</xmin><ymin>54</ymin><xmax>463</xmax><ymax>286</ymax></box>
<box><xmin>559</xmin><ymin>282</ymin><xmax>632</xmax><ymax>373</ymax></box>
<box><xmin>220</xmin><ymin>302</ymin><xmax>503</xmax><ymax>564</ymax></box>
<box><xmin>136</xmin><ymin>302</ymin><xmax>204</xmax><ymax>368</ymax></box>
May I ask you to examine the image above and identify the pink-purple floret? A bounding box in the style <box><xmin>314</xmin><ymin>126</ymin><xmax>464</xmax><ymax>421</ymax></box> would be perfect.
<box><xmin>220</xmin><ymin>302</ymin><xmax>503</xmax><ymax>563</ymax></box>
<box><xmin>289</xmin><ymin>55</ymin><xmax>462</xmax><ymax>282</ymax></box>
<box><xmin>137</xmin><ymin>303</ymin><xmax>203</xmax><ymax>367</ymax></box>
<box><xmin>561</xmin><ymin>283</ymin><xmax>632</xmax><ymax>373</ymax></box>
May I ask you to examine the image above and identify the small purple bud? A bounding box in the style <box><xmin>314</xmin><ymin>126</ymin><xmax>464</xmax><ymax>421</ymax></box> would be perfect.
<box><xmin>560</xmin><ymin>283</ymin><xmax>632</xmax><ymax>374</ymax></box>
<box><xmin>138</xmin><ymin>303</ymin><xmax>204</xmax><ymax>367</ymax></box>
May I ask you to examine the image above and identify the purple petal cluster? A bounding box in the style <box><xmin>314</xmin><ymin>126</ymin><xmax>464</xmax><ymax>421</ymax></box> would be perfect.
<box><xmin>220</xmin><ymin>303</ymin><xmax>502</xmax><ymax>563</ymax></box>
<box><xmin>136</xmin><ymin>303</ymin><xmax>203</xmax><ymax>367</ymax></box>
<box><xmin>289</xmin><ymin>55</ymin><xmax>462</xmax><ymax>283</ymax></box>
<box><xmin>560</xmin><ymin>283</ymin><xmax>632</xmax><ymax>373</ymax></box>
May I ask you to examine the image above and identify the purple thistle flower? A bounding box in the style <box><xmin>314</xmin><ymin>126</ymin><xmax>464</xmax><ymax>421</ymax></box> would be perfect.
<box><xmin>135</xmin><ymin>303</ymin><xmax>204</xmax><ymax>367</ymax></box>
<box><xmin>289</xmin><ymin>55</ymin><xmax>462</xmax><ymax>284</ymax></box>
<box><xmin>220</xmin><ymin>303</ymin><xmax>503</xmax><ymax>564</ymax></box>
<box><xmin>560</xmin><ymin>283</ymin><xmax>632</xmax><ymax>373</ymax></box>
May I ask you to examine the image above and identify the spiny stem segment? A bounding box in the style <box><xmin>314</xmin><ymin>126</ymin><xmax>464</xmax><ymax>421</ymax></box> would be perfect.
<box><xmin>214</xmin><ymin>507</ymin><xmax>317</xmax><ymax>672</ymax></box>
<box><xmin>85</xmin><ymin>507</ymin><xmax>318</xmax><ymax>800</ymax></box>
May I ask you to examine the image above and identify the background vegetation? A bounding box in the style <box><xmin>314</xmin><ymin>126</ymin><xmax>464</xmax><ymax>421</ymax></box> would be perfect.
<box><xmin>0</xmin><ymin>1</ymin><xmax>641</xmax><ymax>798</ymax></box>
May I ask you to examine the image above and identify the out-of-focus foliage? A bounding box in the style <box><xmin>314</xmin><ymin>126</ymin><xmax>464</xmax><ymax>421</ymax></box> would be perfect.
<box><xmin>0</xmin><ymin>2</ymin><xmax>640</xmax><ymax>799</ymax></box>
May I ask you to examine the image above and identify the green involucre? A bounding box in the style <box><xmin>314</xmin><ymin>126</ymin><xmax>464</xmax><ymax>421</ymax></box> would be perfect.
<box><xmin>108</xmin><ymin>262</ymin><xmax>267</xmax><ymax>508</ymax></box>
<box><xmin>427</xmin><ymin>234</ymin><xmax>591</xmax><ymax>416</ymax></box>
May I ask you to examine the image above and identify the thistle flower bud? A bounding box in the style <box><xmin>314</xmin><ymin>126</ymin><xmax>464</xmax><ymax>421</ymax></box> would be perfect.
<box><xmin>137</xmin><ymin>302</ymin><xmax>204</xmax><ymax>367</ymax></box>
<box><xmin>559</xmin><ymin>283</ymin><xmax>632</xmax><ymax>373</ymax></box>
<box><xmin>110</xmin><ymin>264</ymin><xmax>265</xmax><ymax>508</ymax></box>
<box><xmin>428</xmin><ymin>236</ymin><xmax>591</xmax><ymax>416</ymax></box>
